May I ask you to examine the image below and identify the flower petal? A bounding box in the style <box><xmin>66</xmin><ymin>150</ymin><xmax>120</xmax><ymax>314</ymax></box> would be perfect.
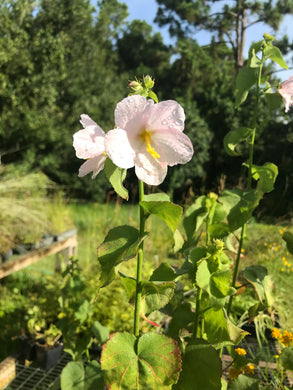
<box><xmin>279</xmin><ymin>75</ymin><xmax>293</xmax><ymax>112</ymax></box>
<box><xmin>78</xmin><ymin>155</ymin><xmax>106</xmax><ymax>178</ymax></box>
<box><xmin>135</xmin><ymin>153</ymin><xmax>168</xmax><ymax>185</ymax></box>
<box><xmin>115</xmin><ymin>95</ymin><xmax>154</xmax><ymax>136</ymax></box>
<box><xmin>152</xmin><ymin>128</ymin><xmax>194</xmax><ymax>166</ymax></box>
<box><xmin>105</xmin><ymin>128</ymin><xmax>135</xmax><ymax>169</ymax></box>
<box><xmin>73</xmin><ymin>126</ymin><xmax>105</xmax><ymax>159</ymax></box>
<box><xmin>146</xmin><ymin>100</ymin><xmax>185</xmax><ymax>133</ymax></box>
<box><xmin>80</xmin><ymin>114</ymin><xmax>102</xmax><ymax>130</ymax></box>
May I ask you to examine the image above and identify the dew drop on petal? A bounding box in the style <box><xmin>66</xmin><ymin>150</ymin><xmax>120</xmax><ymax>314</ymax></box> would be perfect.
<box><xmin>167</xmin><ymin>116</ymin><xmax>172</xmax><ymax>120</ymax></box>
<box><xmin>175</xmin><ymin>119</ymin><xmax>183</xmax><ymax>126</ymax></box>
<box><xmin>161</xmin><ymin>120</ymin><xmax>168</xmax><ymax>125</ymax></box>
<box><xmin>172</xmin><ymin>108</ymin><xmax>179</xmax><ymax>117</ymax></box>
<box><xmin>169</xmin><ymin>123</ymin><xmax>174</xmax><ymax>128</ymax></box>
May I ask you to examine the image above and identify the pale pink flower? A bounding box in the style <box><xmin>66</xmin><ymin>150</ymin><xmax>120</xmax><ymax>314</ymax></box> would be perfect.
<box><xmin>73</xmin><ymin>114</ymin><xmax>106</xmax><ymax>178</ymax></box>
<box><xmin>279</xmin><ymin>75</ymin><xmax>293</xmax><ymax>112</ymax></box>
<box><xmin>105</xmin><ymin>95</ymin><xmax>194</xmax><ymax>185</ymax></box>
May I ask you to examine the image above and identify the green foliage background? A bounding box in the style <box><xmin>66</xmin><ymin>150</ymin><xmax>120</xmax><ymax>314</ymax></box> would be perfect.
<box><xmin>1</xmin><ymin>0</ymin><xmax>293</xmax><ymax>215</ymax></box>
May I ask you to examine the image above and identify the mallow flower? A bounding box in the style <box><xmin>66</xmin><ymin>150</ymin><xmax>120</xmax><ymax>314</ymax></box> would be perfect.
<box><xmin>105</xmin><ymin>95</ymin><xmax>194</xmax><ymax>185</ymax></box>
<box><xmin>279</xmin><ymin>75</ymin><xmax>293</xmax><ymax>112</ymax></box>
<box><xmin>73</xmin><ymin>114</ymin><xmax>106</xmax><ymax>178</ymax></box>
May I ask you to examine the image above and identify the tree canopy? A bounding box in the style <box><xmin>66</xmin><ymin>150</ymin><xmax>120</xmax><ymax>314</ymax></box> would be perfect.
<box><xmin>1</xmin><ymin>0</ymin><xmax>293</xmax><ymax>215</ymax></box>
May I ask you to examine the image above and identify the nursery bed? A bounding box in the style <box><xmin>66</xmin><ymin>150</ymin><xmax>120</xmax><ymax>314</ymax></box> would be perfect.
<box><xmin>4</xmin><ymin>353</ymin><xmax>71</xmax><ymax>390</ymax></box>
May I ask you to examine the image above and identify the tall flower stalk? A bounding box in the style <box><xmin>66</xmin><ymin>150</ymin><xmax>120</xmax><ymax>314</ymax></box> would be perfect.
<box><xmin>133</xmin><ymin>180</ymin><xmax>145</xmax><ymax>337</ymax></box>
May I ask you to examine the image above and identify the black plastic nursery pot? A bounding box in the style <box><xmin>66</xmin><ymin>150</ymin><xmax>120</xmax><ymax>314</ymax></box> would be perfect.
<box><xmin>18</xmin><ymin>336</ymin><xmax>36</xmax><ymax>363</ymax></box>
<box><xmin>35</xmin><ymin>341</ymin><xmax>63</xmax><ymax>370</ymax></box>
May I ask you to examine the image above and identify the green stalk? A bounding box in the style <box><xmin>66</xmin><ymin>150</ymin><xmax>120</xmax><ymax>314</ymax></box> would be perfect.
<box><xmin>227</xmin><ymin>56</ymin><xmax>264</xmax><ymax>316</ymax></box>
<box><xmin>192</xmin><ymin>287</ymin><xmax>202</xmax><ymax>339</ymax></box>
<box><xmin>133</xmin><ymin>180</ymin><xmax>145</xmax><ymax>337</ymax></box>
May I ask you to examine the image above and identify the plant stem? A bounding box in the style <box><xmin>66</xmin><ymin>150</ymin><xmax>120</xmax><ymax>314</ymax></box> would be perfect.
<box><xmin>227</xmin><ymin>57</ymin><xmax>264</xmax><ymax>316</ymax></box>
<box><xmin>192</xmin><ymin>287</ymin><xmax>202</xmax><ymax>339</ymax></box>
<box><xmin>227</xmin><ymin>224</ymin><xmax>246</xmax><ymax>314</ymax></box>
<box><xmin>133</xmin><ymin>180</ymin><xmax>145</xmax><ymax>337</ymax></box>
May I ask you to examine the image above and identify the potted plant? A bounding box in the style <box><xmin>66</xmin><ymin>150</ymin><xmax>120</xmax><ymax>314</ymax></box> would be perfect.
<box><xmin>34</xmin><ymin>324</ymin><xmax>63</xmax><ymax>370</ymax></box>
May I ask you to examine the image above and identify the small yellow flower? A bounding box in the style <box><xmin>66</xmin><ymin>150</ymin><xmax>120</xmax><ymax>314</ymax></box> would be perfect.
<box><xmin>281</xmin><ymin>268</ymin><xmax>285</xmax><ymax>272</ymax></box>
<box><xmin>235</xmin><ymin>347</ymin><xmax>246</xmax><ymax>356</ymax></box>
<box><xmin>241</xmin><ymin>248</ymin><xmax>245</xmax><ymax>253</ymax></box>
<box><xmin>272</xmin><ymin>328</ymin><xmax>282</xmax><ymax>340</ymax></box>
<box><xmin>274</xmin><ymin>355</ymin><xmax>279</xmax><ymax>359</ymax></box>
<box><xmin>229</xmin><ymin>367</ymin><xmax>242</xmax><ymax>380</ymax></box>
<box><xmin>280</xmin><ymin>330</ymin><xmax>293</xmax><ymax>347</ymax></box>
<box><xmin>243</xmin><ymin>363</ymin><xmax>255</xmax><ymax>375</ymax></box>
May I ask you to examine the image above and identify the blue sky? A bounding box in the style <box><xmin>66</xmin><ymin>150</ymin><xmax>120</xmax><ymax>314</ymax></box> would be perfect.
<box><xmin>116</xmin><ymin>0</ymin><xmax>293</xmax><ymax>80</ymax></box>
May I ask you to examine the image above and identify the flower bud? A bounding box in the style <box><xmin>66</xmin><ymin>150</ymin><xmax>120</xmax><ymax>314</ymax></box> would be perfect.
<box><xmin>263</xmin><ymin>33</ymin><xmax>275</xmax><ymax>42</ymax></box>
<box><xmin>144</xmin><ymin>75</ymin><xmax>155</xmax><ymax>89</ymax></box>
<box><xmin>129</xmin><ymin>80</ymin><xmax>142</xmax><ymax>92</ymax></box>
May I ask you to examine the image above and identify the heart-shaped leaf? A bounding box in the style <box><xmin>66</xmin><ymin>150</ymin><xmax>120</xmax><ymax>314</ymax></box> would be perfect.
<box><xmin>220</xmin><ymin>189</ymin><xmax>262</xmax><ymax>231</ymax></box>
<box><xmin>223</xmin><ymin>127</ymin><xmax>253</xmax><ymax>156</ymax></box>
<box><xmin>101</xmin><ymin>332</ymin><xmax>181</xmax><ymax>389</ymax></box>
<box><xmin>140</xmin><ymin>197</ymin><xmax>182</xmax><ymax>233</ymax></box>
<box><xmin>248</xmin><ymin>162</ymin><xmax>278</xmax><ymax>193</ymax></box>
<box><xmin>263</xmin><ymin>44</ymin><xmax>288</xmax><ymax>70</ymax></box>
<box><xmin>120</xmin><ymin>274</ymin><xmax>175</xmax><ymax>315</ymax></box>
<box><xmin>175</xmin><ymin>339</ymin><xmax>221</xmax><ymax>390</ymax></box>
<box><xmin>97</xmin><ymin>225</ymin><xmax>146</xmax><ymax>288</ymax></box>
<box><xmin>235</xmin><ymin>66</ymin><xmax>258</xmax><ymax>106</ymax></box>
<box><xmin>204</xmin><ymin>308</ymin><xmax>248</xmax><ymax>349</ymax></box>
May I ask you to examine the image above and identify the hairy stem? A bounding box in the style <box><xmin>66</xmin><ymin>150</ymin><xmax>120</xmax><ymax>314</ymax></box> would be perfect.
<box><xmin>133</xmin><ymin>180</ymin><xmax>145</xmax><ymax>337</ymax></box>
<box><xmin>227</xmin><ymin>57</ymin><xmax>263</xmax><ymax>316</ymax></box>
<box><xmin>192</xmin><ymin>287</ymin><xmax>203</xmax><ymax>339</ymax></box>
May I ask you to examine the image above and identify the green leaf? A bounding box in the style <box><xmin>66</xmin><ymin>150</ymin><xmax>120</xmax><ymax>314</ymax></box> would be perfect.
<box><xmin>143</xmin><ymin>193</ymin><xmax>170</xmax><ymax>202</ymax></box>
<box><xmin>61</xmin><ymin>361</ymin><xmax>84</xmax><ymax>390</ymax></box>
<box><xmin>211</xmin><ymin>269</ymin><xmax>235</xmax><ymax>298</ymax></box>
<box><xmin>141</xmin><ymin>280</ymin><xmax>176</xmax><ymax>315</ymax></box>
<box><xmin>140</xmin><ymin>198</ymin><xmax>182</xmax><ymax>233</ymax></box>
<box><xmin>84</xmin><ymin>361</ymin><xmax>105</xmax><ymax>390</ymax></box>
<box><xmin>243</xmin><ymin>265</ymin><xmax>270</xmax><ymax>304</ymax></box>
<box><xmin>220</xmin><ymin>189</ymin><xmax>262</xmax><ymax>231</ymax></box>
<box><xmin>173</xmin><ymin>229</ymin><xmax>184</xmax><ymax>253</ymax></box>
<box><xmin>183</xmin><ymin>203</ymin><xmax>208</xmax><ymax>242</ymax></box>
<box><xmin>283</xmin><ymin>232</ymin><xmax>293</xmax><ymax>255</ymax></box>
<box><xmin>263</xmin><ymin>44</ymin><xmax>288</xmax><ymax>70</ymax></box>
<box><xmin>265</xmin><ymin>91</ymin><xmax>283</xmax><ymax>111</ymax></box>
<box><xmin>235</xmin><ymin>66</ymin><xmax>258</xmax><ymax>106</ymax></box>
<box><xmin>104</xmin><ymin>158</ymin><xmax>128</xmax><ymax>200</ymax></box>
<box><xmin>148</xmin><ymin>90</ymin><xmax>159</xmax><ymax>103</ymax></box>
<box><xmin>280</xmin><ymin>347</ymin><xmax>293</xmax><ymax>371</ymax></box>
<box><xmin>175</xmin><ymin>339</ymin><xmax>221</xmax><ymax>390</ymax></box>
<box><xmin>249</xmin><ymin>162</ymin><xmax>278</xmax><ymax>193</ymax></box>
<box><xmin>196</xmin><ymin>259</ymin><xmax>211</xmax><ymax>295</ymax></box>
<box><xmin>97</xmin><ymin>225</ymin><xmax>146</xmax><ymax>288</ymax></box>
<box><xmin>166</xmin><ymin>303</ymin><xmax>194</xmax><ymax>338</ymax></box>
<box><xmin>249</xmin><ymin>49</ymin><xmax>262</xmax><ymax>68</ymax></box>
<box><xmin>92</xmin><ymin>321</ymin><xmax>109</xmax><ymax>345</ymax></box>
<box><xmin>74</xmin><ymin>299</ymin><xmax>91</xmax><ymax>324</ymax></box>
<box><xmin>227</xmin><ymin>374</ymin><xmax>260</xmax><ymax>389</ymax></box>
<box><xmin>204</xmin><ymin>308</ymin><xmax>248</xmax><ymax>349</ymax></box>
<box><xmin>150</xmin><ymin>262</ymin><xmax>177</xmax><ymax>281</ymax></box>
<box><xmin>120</xmin><ymin>274</ymin><xmax>175</xmax><ymax>315</ymax></box>
<box><xmin>101</xmin><ymin>332</ymin><xmax>181</xmax><ymax>389</ymax></box>
<box><xmin>208</xmin><ymin>223</ymin><xmax>230</xmax><ymax>239</ymax></box>
<box><xmin>223</xmin><ymin>127</ymin><xmax>253</xmax><ymax>156</ymax></box>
